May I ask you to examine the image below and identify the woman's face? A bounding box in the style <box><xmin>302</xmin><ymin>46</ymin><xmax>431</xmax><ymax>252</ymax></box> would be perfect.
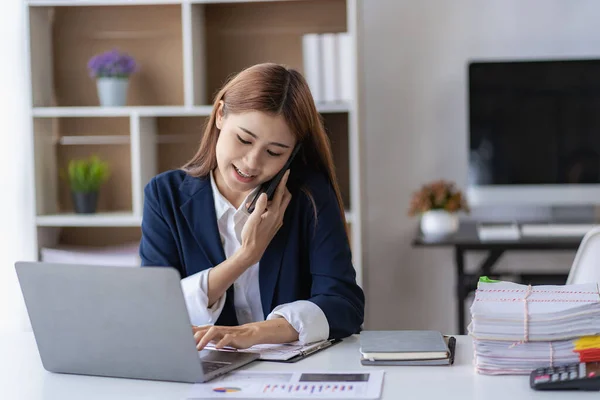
<box><xmin>214</xmin><ymin>105</ymin><xmax>297</xmax><ymax>202</ymax></box>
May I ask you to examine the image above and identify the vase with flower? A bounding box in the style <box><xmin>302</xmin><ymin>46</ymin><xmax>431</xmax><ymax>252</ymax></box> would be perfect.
<box><xmin>408</xmin><ymin>180</ymin><xmax>470</xmax><ymax>237</ymax></box>
<box><xmin>88</xmin><ymin>49</ymin><xmax>137</xmax><ymax>107</ymax></box>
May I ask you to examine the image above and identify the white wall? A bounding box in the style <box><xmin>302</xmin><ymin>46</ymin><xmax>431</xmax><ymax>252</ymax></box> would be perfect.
<box><xmin>360</xmin><ymin>0</ymin><xmax>599</xmax><ymax>333</ymax></box>
<box><xmin>0</xmin><ymin>0</ymin><xmax>36</xmax><ymax>333</ymax></box>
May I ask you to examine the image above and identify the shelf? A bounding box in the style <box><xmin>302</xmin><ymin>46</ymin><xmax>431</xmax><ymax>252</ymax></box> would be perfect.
<box><xmin>59</xmin><ymin>135</ymin><xmax>130</xmax><ymax>145</ymax></box>
<box><xmin>35</xmin><ymin>210</ymin><xmax>351</xmax><ymax>227</ymax></box>
<box><xmin>58</xmin><ymin>134</ymin><xmax>201</xmax><ymax>145</ymax></box>
<box><xmin>153</xmin><ymin>116</ymin><xmax>206</xmax><ymax>173</ymax></box>
<box><xmin>315</xmin><ymin>102</ymin><xmax>353</xmax><ymax>113</ymax></box>
<box><xmin>32</xmin><ymin>106</ymin><xmax>212</xmax><ymax>117</ymax></box>
<box><xmin>198</xmin><ymin>0</ymin><xmax>347</xmax><ymax>102</ymax></box>
<box><xmin>138</xmin><ymin>106</ymin><xmax>214</xmax><ymax>116</ymax></box>
<box><xmin>32</xmin><ymin>103</ymin><xmax>350</xmax><ymax>118</ymax></box>
<box><xmin>36</xmin><ymin>210</ymin><xmax>351</xmax><ymax>228</ymax></box>
<box><xmin>33</xmin><ymin>107</ymin><xmax>133</xmax><ymax>118</ymax></box>
<box><xmin>27</xmin><ymin>0</ymin><xmax>292</xmax><ymax>6</ymax></box>
<box><xmin>27</xmin><ymin>0</ymin><xmax>184</xmax><ymax>6</ymax></box>
<box><xmin>36</xmin><ymin>212</ymin><xmax>142</xmax><ymax>227</ymax></box>
<box><xmin>191</xmin><ymin>1</ymin><xmax>302</xmax><ymax>4</ymax></box>
<box><xmin>30</xmin><ymin>4</ymin><xmax>184</xmax><ymax>107</ymax></box>
<box><xmin>32</xmin><ymin>118</ymin><xmax>133</xmax><ymax>217</ymax></box>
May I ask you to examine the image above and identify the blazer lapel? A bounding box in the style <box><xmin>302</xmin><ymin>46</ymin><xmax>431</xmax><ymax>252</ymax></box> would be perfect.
<box><xmin>179</xmin><ymin>175</ymin><xmax>226</xmax><ymax>270</ymax></box>
<box><xmin>259</xmin><ymin>222</ymin><xmax>290</xmax><ymax>318</ymax></box>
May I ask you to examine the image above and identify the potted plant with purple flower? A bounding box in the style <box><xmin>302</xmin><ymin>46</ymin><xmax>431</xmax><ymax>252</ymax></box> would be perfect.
<box><xmin>88</xmin><ymin>49</ymin><xmax>137</xmax><ymax>107</ymax></box>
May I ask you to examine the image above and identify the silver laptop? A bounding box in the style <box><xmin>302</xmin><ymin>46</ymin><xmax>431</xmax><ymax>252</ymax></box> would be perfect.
<box><xmin>15</xmin><ymin>261</ymin><xmax>259</xmax><ymax>383</ymax></box>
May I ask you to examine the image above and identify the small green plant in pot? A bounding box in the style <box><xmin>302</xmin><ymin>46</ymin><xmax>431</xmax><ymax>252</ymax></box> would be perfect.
<box><xmin>67</xmin><ymin>156</ymin><xmax>110</xmax><ymax>214</ymax></box>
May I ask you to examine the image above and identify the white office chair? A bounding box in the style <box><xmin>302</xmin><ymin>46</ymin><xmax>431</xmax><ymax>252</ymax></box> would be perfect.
<box><xmin>567</xmin><ymin>227</ymin><xmax>600</xmax><ymax>285</ymax></box>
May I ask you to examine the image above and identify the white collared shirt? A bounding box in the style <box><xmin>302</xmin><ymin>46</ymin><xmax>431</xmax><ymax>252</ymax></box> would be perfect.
<box><xmin>180</xmin><ymin>171</ymin><xmax>329</xmax><ymax>344</ymax></box>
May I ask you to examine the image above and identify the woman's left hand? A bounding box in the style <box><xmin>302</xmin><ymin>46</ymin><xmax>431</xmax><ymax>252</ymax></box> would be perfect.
<box><xmin>192</xmin><ymin>324</ymin><xmax>260</xmax><ymax>351</ymax></box>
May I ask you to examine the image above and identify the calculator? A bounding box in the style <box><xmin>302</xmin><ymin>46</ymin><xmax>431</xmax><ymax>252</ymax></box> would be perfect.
<box><xmin>530</xmin><ymin>362</ymin><xmax>600</xmax><ymax>391</ymax></box>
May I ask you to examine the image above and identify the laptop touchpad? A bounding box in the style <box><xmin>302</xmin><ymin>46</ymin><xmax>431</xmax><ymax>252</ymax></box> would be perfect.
<box><xmin>200</xmin><ymin>349</ymin><xmax>248</xmax><ymax>362</ymax></box>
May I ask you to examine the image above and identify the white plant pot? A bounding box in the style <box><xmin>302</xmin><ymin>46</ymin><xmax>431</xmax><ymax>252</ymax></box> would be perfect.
<box><xmin>420</xmin><ymin>210</ymin><xmax>459</xmax><ymax>237</ymax></box>
<box><xmin>96</xmin><ymin>77</ymin><xmax>129</xmax><ymax>107</ymax></box>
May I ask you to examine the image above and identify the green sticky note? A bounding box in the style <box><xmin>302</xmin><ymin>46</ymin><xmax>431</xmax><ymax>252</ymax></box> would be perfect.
<box><xmin>479</xmin><ymin>276</ymin><xmax>500</xmax><ymax>283</ymax></box>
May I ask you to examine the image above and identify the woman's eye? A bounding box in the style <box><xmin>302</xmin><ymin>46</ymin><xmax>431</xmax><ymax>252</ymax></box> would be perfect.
<box><xmin>237</xmin><ymin>135</ymin><xmax>251</xmax><ymax>145</ymax></box>
<box><xmin>267</xmin><ymin>150</ymin><xmax>283</xmax><ymax>157</ymax></box>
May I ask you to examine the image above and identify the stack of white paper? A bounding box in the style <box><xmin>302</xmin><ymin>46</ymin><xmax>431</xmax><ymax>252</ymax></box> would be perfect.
<box><xmin>473</xmin><ymin>338</ymin><xmax>580</xmax><ymax>375</ymax></box>
<box><xmin>302</xmin><ymin>32</ymin><xmax>354</xmax><ymax>103</ymax></box>
<box><xmin>41</xmin><ymin>242</ymin><xmax>141</xmax><ymax>267</ymax></box>
<box><xmin>469</xmin><ymin>281</ymin><xmax>600</xmax><ymax>375</ymax></box>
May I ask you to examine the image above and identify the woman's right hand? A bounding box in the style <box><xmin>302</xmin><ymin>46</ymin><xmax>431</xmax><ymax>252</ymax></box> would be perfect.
<box><xmin>238</xmin><ymin>170</ymin><xmax>292</xmax><ymax>265</ymax></box>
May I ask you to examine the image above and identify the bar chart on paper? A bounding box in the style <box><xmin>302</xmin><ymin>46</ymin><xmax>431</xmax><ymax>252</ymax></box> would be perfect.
<box><xmin>187</xmin><ymin>371</ymin><xmax>385</xmax><ymax>399</ymax></box>
<box><xmin>262</xmin><ymin>383</ymin><xmax>358</xmax><ymax>396</ymax></box>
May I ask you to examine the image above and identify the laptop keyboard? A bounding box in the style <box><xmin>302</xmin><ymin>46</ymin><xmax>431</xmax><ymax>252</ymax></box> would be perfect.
<box><xmin>202</xmin><ymin>361</ymin><xmax>230</xmax><ymax>375</ymax></box>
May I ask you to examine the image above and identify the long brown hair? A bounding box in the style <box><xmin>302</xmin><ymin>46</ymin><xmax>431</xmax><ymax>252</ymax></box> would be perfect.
<box><xmin>182</xmin><ymin>63</ymin><xmax>348</xmax><ymax>231</ymax></box>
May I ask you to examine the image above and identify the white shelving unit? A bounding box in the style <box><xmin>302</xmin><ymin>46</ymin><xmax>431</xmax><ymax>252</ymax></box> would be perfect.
<box><xmin>24</xmin><ymin>0</ymin><xmax>364</xmax><ymax>285</ymax></box>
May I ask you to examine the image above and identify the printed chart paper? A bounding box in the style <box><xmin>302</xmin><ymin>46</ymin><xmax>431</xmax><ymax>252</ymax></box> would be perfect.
<box><xmin>186</xmin><ymin>370</ymin><xmax>385</xmax><ymax>399</ymax></box>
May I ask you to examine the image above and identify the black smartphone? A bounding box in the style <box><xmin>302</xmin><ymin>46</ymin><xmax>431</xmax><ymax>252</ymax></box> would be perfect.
<box><xmin>246</xmin><ymin>143</ymin><xmax>302</xmax><ymax>214</ymax></box>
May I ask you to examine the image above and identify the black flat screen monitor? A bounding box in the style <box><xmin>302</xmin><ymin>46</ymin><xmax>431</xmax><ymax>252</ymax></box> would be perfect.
<box><xmin>469</xmin><ymin>59</ymin><xmax>600</xmax><ymax>186</ymax></box>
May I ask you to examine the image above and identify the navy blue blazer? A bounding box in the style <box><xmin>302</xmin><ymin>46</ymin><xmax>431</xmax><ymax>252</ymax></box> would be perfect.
<box><xmin>139</xmin><ymin>169</ymin><xmax>365</xmax><ymax>339</ymax></box>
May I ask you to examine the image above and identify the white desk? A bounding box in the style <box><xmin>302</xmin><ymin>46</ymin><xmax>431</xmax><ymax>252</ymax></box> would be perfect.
<box><xmin>2</xmin><ymin>333</ymin><xmax>596</xmax><ymax>399</ymax></box>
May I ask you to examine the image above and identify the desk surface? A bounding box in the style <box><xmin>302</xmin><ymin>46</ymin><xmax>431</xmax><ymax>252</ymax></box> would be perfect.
<box><xmin>413</xmin><ymin>221</ymin><xmax>582</xmax><ymax>250</ymax></box>
<box><xmin>2</xmin><ymin>333</ymin><xmax>597</xmax><ymax>399</ymax></box>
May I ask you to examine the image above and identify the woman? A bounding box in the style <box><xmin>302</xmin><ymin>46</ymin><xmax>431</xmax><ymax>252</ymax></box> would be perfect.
<box><xmin>140</xmin><ymin>63</ymin><xmax>364</xmax><ymax>351</ymax></box>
